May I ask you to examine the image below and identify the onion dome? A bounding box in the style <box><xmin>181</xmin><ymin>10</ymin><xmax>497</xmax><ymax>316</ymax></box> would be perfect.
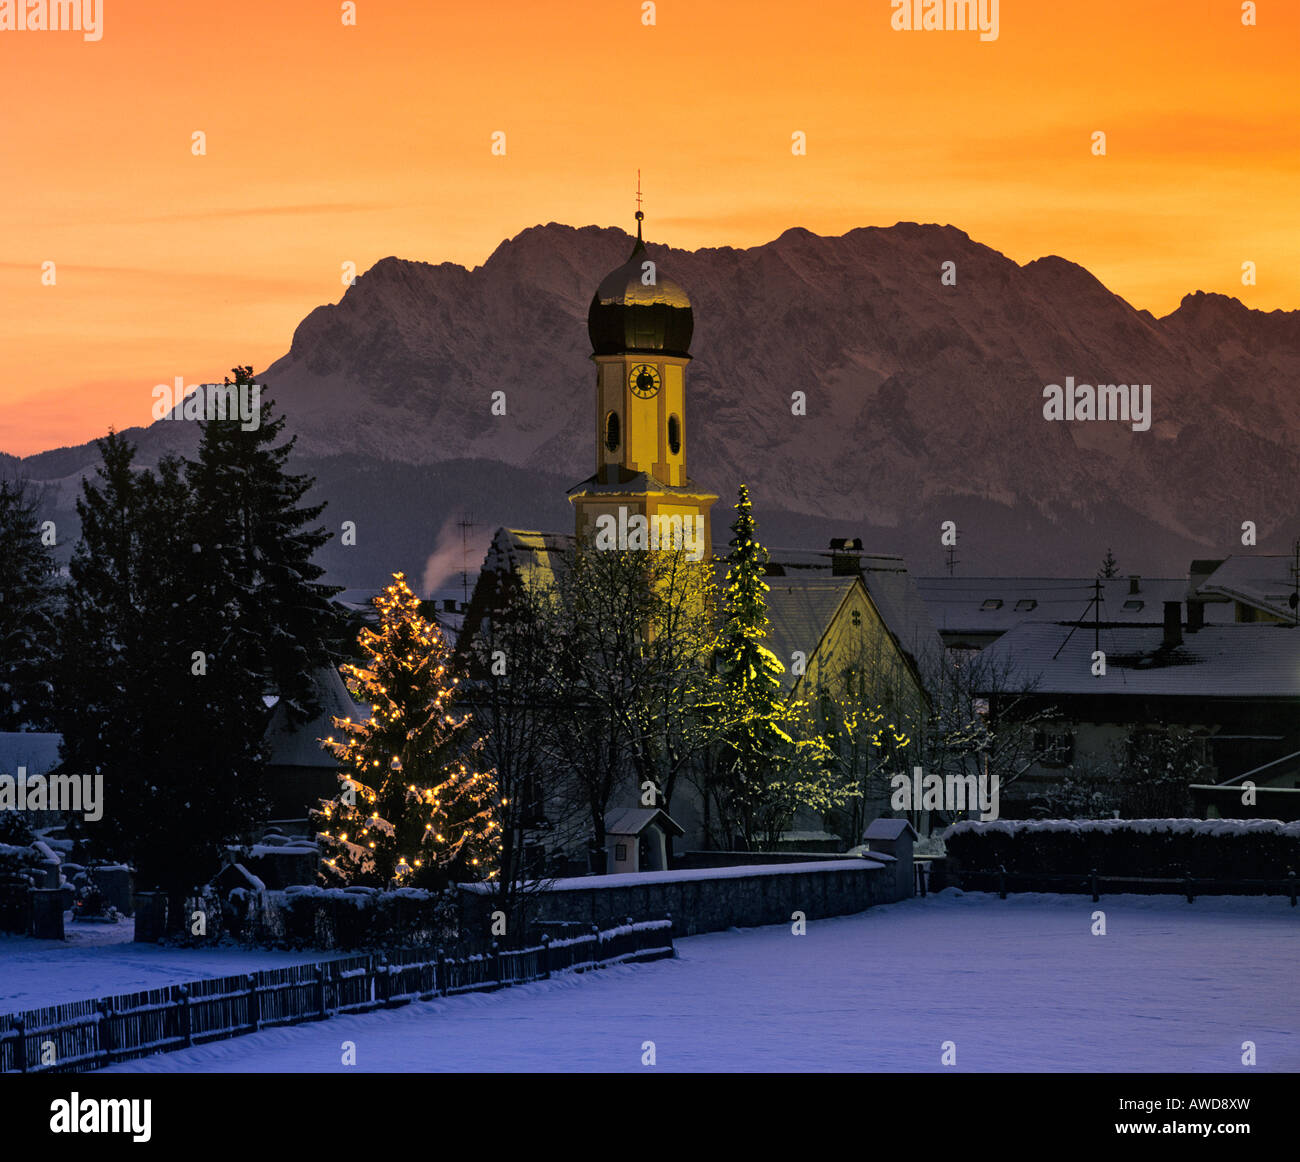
<box><xmin>587</xmin><ymin>212</ymin><xmax>693</xmax><ymax>357</ymax></box>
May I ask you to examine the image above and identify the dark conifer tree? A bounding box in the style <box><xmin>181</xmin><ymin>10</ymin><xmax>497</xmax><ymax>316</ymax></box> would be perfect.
<box><xmin>57</xmin><ymin>434</ymin><xmax>251</xmax><ymax>910</ymax></box>
<box><xmin>0</xmin><ymin>477</ymin><xmax>61</xmax><ymax>730</ymax></box>
<box><xmin>185</xmin><ymin>366</ymin><xmax>343</xmax><ymax>724</ymax></box>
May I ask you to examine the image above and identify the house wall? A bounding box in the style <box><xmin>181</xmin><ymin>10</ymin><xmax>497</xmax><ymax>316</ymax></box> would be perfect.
<box><xmin>991</xmin><ymin>692</ymin><xmax>1300</xmax><ymax>813</ymax></box>
<box><xmin>795</xmin><ymin>586</ymin><xmax>927</xmax><ymax>728</ymax></box>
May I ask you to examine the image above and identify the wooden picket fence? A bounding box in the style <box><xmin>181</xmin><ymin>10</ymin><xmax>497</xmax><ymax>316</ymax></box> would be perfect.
<box><xmin>950</xmin><ymin>865</ymin><xmax>1299</xmax><ymax>904</ymax></box>
<box><xmin>0</xmin><ymin>919</ymin><xmax>674</xmax><ymax>1074</ymax></box>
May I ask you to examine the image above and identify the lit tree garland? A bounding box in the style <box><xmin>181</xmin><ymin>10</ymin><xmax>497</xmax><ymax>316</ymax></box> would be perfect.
<box><xmin>313</xmin><ymin>572</ymin><xmax>499</xmax><ymax>888</ymax></box>
<box><xmin>714</xmin><ymin>485</ymin><xmax>831</xmax><ymax>848</ymax></box>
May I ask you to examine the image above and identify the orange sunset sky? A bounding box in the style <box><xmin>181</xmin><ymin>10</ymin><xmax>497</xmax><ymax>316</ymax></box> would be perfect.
<box><xmin>1</xmin><ymin>0</ymin><xmax>1296</xmax><ymax>457</ymax></box>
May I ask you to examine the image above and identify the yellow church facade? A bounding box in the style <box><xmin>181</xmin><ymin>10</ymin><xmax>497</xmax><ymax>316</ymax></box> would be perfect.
<box><xmin>568</xmin><ymin>209</ymin><xmax>716</xmax><ymax>553</ymax></box>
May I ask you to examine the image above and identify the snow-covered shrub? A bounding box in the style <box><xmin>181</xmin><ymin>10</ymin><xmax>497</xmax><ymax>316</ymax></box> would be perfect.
<box><xmin>0</xmin><ymin>811</ymin><xmax>33</xmax><ymax>847</ymax></box>
<box><xmin>226</xmin><ymin>884</ymin><xmax>462</xmax><ymax>950</ymax></box>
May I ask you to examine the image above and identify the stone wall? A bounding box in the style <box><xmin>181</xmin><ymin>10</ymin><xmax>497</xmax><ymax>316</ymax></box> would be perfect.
<box><xmin>462</xmin><ymin>856</ymin><xmax>907</xmax><ymax>939</ymax></box>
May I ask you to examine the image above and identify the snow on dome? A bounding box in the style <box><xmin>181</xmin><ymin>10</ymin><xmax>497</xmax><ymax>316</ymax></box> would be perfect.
<box><xmin>587</xmin><ymin>229</ymin><xmax>694</xmax><ymax>357</ymax></box>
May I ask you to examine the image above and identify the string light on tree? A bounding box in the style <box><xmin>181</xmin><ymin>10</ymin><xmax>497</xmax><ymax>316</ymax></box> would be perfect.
<box><xmin>310</xmin><ymin>571</ymin><xmax>499</xmax><ymax>888</ymax></box>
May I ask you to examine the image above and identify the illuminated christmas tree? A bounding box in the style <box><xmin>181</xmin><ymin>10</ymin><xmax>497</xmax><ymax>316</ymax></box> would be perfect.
<box><xmin>314</xmin><ymin>572</ymin><xmax>499</xmax><ymax>888</ymax></box>
<box><xmin>713</xmin><ymin>485</ymin><xmax>831</xmax><ymax>848</ymax></box>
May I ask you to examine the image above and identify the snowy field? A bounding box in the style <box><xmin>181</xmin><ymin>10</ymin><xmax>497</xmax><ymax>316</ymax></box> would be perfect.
<box><xmin>95</xmin><ymin>891</ymin><xmax>1300</xmax><ymax>1073</ymax></box>
<box><xmin>0</xmin><ymin>920</ymin><xmax>349</xmax><ymax>1012</ymax></box>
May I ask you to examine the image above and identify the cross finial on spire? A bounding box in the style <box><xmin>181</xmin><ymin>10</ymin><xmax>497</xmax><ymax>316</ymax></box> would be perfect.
<box><xmin>635</xmin><ymin>169</ymin><xmax>644</xmax><ymax>240</ymax></box>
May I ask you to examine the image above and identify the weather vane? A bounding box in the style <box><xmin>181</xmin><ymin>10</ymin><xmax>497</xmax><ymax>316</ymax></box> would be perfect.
<box><xmin>635</xmin><ymin>167</ymin><xmax>645</xmax><ymax>242</ymax></box>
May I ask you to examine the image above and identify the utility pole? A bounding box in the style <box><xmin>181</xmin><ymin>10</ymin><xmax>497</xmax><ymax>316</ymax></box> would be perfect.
<box><xmin>1290</xmin><ymin>538</ymin><xmax>1300</xmax><ymax>625</ymax></box>
<box><xmin>1094</xmin><ymin>576</ymin><xmax>1102</xmax><ymax>656</ymax></box>
<box><xmin>1053</xmin><ymin>580</ymin><xmax>1104</xmax><ymax>662</ymax></box>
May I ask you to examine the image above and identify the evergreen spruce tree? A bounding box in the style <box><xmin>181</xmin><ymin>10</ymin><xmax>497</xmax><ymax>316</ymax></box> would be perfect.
<box><xmin>714</xmin><ymin>485</ymin><xmax>798</xmax><ymax>847</ymax></box>
<box><xmin>58</xmin><ymin>434</ymin><xmax>259</xmax><ymax>911</ymax></box>
<box><xmin>1099</xmin><ymin>547</ymin><xmax>1119</xmax><ymax>579</ymax></box>
<box><xmin>59</xmin><ymin>431</ymin><xmax>150</xmax><ymax>804</ymax></box>
<box><xmin>185</xmin><ymin>366</ymin><xmax>343</xmax><ymax>723</ymax></box>
<box><xmin>0</xmin><ymin>477</ymin><xmax>61</xmax><ymax>730</ymax></box>
<box><xmin>58</xmin><ymin>377</ymin><xmax>343</xmax><ymax>926</ymax></box>
<box><xmin>314</xmin><ymin>573</ymin><xmax>499</xmax><ymax>889</ymax></box>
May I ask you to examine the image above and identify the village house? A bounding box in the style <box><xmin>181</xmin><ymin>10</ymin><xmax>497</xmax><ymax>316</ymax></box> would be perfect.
<box><xmin>974</xmin><ymin>601</ymin><xmax>1300</xmax><ymax>816</ymax></box>
<box><xmin>919</xmin><ymin>573</ymin><xmax>1236</xmax><ymax>655</ymax></box>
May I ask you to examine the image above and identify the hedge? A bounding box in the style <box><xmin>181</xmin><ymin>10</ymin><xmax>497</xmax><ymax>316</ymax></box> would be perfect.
<box><xmin>942</xmin><ymin>819</ymin><xmax>1300</xmax><ymax>883</ymax></box>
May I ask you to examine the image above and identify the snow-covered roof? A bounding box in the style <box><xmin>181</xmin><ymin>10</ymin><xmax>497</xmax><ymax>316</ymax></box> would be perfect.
<box><xmin>337</xmin><ymin>587</ymin><xmax>467</xmax><ymax>638</ymax></box>
<box><xmin>918</xmin><ymin>576</ymin><xmax>1236</xmax><ymax>635</ymax></box>
<box><xmin>765</xmin><ymin>549</ymin><xmax>943</xmax><ymax>672</ymax></box>
<box><xmin>464</xmin><ymin>530</ymin><xmax>940</xmax><ymax>696</ymax></box>
<box><xmin>944</xmin><ymin>817</ymin><xmax>1300</xmax><ymax>839</ymax></box>
<box><xmin>1194</xmin><ymin>556</ymin><xmax>1300</xmax><ymax>622</ymax></box>
<box><xmin>976</xmin><ymin>622</ymin><xmax>1300</xmax><ymax>698</ymax></box>
<box><xmin>763</xmin><ymin>576</ymin><xmax>859</xmax><ymax>690</ymax></box>
<box><xmin>604</xmin><ymin>807</ymin><xmax>684</xmax><ymax>837</ymax></box>
<box><xmin>264</xmin><ymin>667</ymin><xmax>364</xmax><ymax>769</ymax></box>
<box><xmin>485</xmin><ymin>528</ymin><xmax>575</xmax><ymax>585</ymax></box>
<box><xmin>864</xmin><ymin>817</ymin><xmax>919</xmax><ymax>842</ymax></box>
<box><xmin>0</xmin><ymin>732</ymin><xmax>63</xmax><ymax>778</ymax></box>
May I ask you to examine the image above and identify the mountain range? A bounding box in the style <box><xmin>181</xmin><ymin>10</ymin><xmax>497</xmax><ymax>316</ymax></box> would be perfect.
<box><xmin>9</xmin><ymin>221</ymin><xmax>1300</xmax><ymax>589</ymax></box>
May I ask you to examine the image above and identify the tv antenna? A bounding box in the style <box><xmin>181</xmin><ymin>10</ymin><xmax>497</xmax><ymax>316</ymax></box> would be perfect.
<box><xmin>458</xmin><ymin>513</ymin><xmax>475</xmax><ymax>608</ymax></box>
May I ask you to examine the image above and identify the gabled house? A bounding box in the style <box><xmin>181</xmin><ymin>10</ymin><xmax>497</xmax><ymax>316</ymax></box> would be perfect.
<box><xmin>762</xmin><ymin>573</ymin><xmax>931</xmax><ymax>728</ymax></box>
<box><xmin>263</xmin><ymin>666</ymin><xmax>366</xmax><ymax>828</ymax></box>
<box><xmin>1190</xmin><ymin>555</ymin><xmax>1300</xmax><ymax>624</ymax></box>
<box><xmin>976</xmin><ymin>603</ymin><xmax>1300</xmax><ymax>814</ymax></box>
<box><xmin>919</xmin><ymin>574</ymin><xmax>1236</xmax><ymax>653</ymax></box>
<box><xmin>456</xmin><ymin>528</ymin><xmax>938</xmax><ymax>856</ymax></box>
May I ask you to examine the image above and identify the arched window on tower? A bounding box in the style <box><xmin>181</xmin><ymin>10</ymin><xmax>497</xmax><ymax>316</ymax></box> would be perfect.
<box><xmin>605</xmin><ymin>410</ymin><xmax>621</xmax><ymax>453</ymax></box>
<box><xmin>667</xmin><ymin>413</ymin><xmax>681</xmax><ymax>455</ymax></box>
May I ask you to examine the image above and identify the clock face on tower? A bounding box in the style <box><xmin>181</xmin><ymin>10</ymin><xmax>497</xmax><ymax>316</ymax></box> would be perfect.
<box><xmin>629</xmin><ymin>363</ymin><xmax>661</xmax><ymax>399</ymax></box>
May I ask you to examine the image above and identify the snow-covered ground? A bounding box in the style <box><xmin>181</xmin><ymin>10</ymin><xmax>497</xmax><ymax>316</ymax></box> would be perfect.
<box><xmin>0</xmin><ymin>919</ymin><xmax>349</xmax><ymax>1012</ymax></box>
<box><xmin>97</xmin><ymin>891</ymin><xmax>1300</xmax><ymax>1073</ymax></box>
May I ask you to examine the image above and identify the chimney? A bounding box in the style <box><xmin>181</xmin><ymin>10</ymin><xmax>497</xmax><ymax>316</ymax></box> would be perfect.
<box><xmin>1128</xmin><ymin>574</ymin><xmax>1141</xmax><ymax>595</ymax></box>
<box><xmin>1162</xmin><ymin>601</ymin><xmax>1183</xmax><ymax>649</ymax></box>
<box><xmin>829</xmin><ymin>537</ymin><xmax>863</xmax><ymax>577</ymax></box>
<box><xmin>1187</xmin><ymin>600</ymin><xmax>1205</xmax><ymax>632</ymax></box>
<box><xmin>443</xmin><ymin>598</ymin><xmax>457</xmax><ymax>612</ymax></box>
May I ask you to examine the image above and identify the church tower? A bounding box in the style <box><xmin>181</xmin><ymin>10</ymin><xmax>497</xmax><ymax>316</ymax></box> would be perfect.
<box><xmin>569</xmin><ymin>209</ymin><xmax>717</xmax><ymax>554</ymax></box>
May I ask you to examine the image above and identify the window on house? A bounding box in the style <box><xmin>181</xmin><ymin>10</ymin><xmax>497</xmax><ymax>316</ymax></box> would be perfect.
<box><xmin>981</xmin><ymin>598</ymin><xmax>1003</xmax><ymax>611</ymax></box>
<box><xmin>1033</xmin><ymin>730</ymin><xmax>1075</xmax><ymax>766</ymax></box>
<box><xmin>1122</xmin><ymin>599</ymin><xmax>1143</xmax><ymax>611</ymax></box>
<box><xmin>667</xmin><ymin>414</ymin><xmax>681</xmax><ymax>455</ymax></box>
<box><xmin>851</xmin><ymin>609</ymin><xmax>862</xmax><ymax>626</ymax></box>
<box><xmin>1015</xmin><ymin>599</ymin><xmax>1037</xmax><ymax>612</ymax></box>
<box><xmin>615</xmin><ymin>844</ymin><xmax>628</xmax><ymax>863</ymax></box>
<box><xmin>605</xmin><ymin>411</ymin><xmax>620</xmax><ymax>453</ymax></box>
